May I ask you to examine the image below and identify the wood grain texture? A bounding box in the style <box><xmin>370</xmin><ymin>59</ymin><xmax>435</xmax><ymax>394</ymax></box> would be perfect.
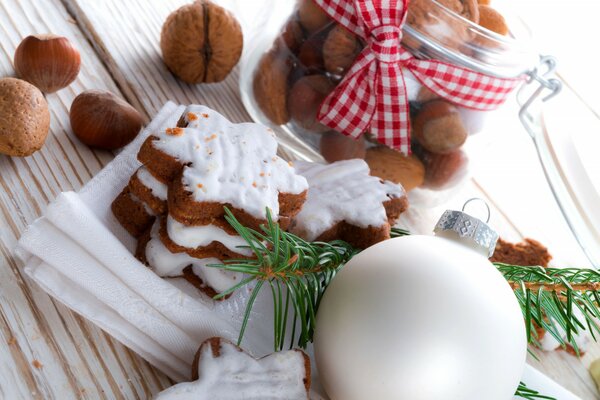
<box><xmin>0</xmin><ymin>0</ymin><xmax>171</xmax><ymax>398</ymax></box>
<box><xmin>0</xmin><ymin>0</ymin><xmax>597</xmax><ymax>398</ymax></box>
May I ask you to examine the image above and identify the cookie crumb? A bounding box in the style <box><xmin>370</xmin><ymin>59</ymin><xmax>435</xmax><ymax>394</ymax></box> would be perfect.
<box><xmin>490</xmin><ymin>238</ymin><xmax>552</xmax><ymax>268</ymax></box>
<box><xmin>32</xmin><ymin>360</ymin><xmax>43</xmax><ymax>369</ymax></box>
<box><xmin>187</xmin><ymin>112</ymin><xmax>199</xmax><ymax>121</ymax></box>
<box><xmin>166</xmin><ymin>128</ymin><xmax>184</xmax><ymax>136</ymax></box>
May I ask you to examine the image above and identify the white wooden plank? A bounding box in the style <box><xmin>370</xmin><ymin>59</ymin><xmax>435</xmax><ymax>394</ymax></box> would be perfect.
<box><xmin>0</xmin><ymin>0</ymin><xmax>170</xmax><ymax>398</ymax></box>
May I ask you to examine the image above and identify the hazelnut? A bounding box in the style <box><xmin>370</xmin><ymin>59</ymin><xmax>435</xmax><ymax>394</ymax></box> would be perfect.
<box><xmin>70</xmin><ymin>90</ymin><xmax>144</xmax><ymax>150</ymax></box>
<box><xmin>365</xmin><ymin>146</ymin><xmax>425</xmax><ymax>191</ymax></box>
<box><xmin>323</xmin><ymin>26</ymin><xmax>362</xmax><ymax>75</ymax></box>
<box><xmin>320</xmin><ymin>131</ymin><xmax>366</xmax><ymax>162</ymax></box>
<box><xmin>14</xmin><ymin>34</ymin><xmax>81</xmax><ymax>93</ymax></box>
<box><xmin>288</xmin><ymin>74</ymin><xmax>334</xmax><ymax>132</ymax></box>
<box><xmin>297</xmin><ymin>33</ymin><xmax>327</xmax><ymax>71</ymax></box>
<box><xmin>297</xmin><ymin>0</ymin><xmax>331</xmax><ymax>34</ymax></box>
<box><xmin>0</xmin><ymin>78</ymin><xmax>50</xmax><ymax>157</ymax></box>
<box><xmin>477</xmin><ymin>5</ymin><xmax>508</xmax><ymax>36</ymax></box>
<box><xmin>160</xmin><ymin>0</ymin><xmax>243</xmax><ymax>84</ymax></box>
<box><xmin>421</xmin><ymin>149</ymin><xmax>469</xmax><ymax>190</ymax></box>
<box><xmin>416</xmin><ymin>86</ymin><xmax>440</xmax><ymax>103</ymax></box>
<box><xmin>253</xmin><ymin>50</ymin><xmax>291</xmax><ymax>125</ymax></box>
<box><xmin>412</xmin><ymin>100</ymin><xmax>467</xmax><ymax>154</ymax></box>
<box><xmin>278</xmin><ymin>19</ymin><xmax>305</xmax><ymax>53</ymax></box>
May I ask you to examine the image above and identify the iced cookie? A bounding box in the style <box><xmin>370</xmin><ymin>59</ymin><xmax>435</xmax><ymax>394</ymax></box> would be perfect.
<box><xmin>290</xmin><ymin>159</ymin><xmax>408</xmax><ymax>249</ymax></box>
<box><xmin>137</xmin><ymin>219</ymin><xmax>241</xmax><ymax>298</ymax></box>
<box><xmin>137</xmin><ymin>105</ymin><xmax>308</xmax><ymax>230</ymax></box>
<box><xmin>154</xmin><ymin>337</ymin><xmax>311</xmax><ymax>399</ymax></box>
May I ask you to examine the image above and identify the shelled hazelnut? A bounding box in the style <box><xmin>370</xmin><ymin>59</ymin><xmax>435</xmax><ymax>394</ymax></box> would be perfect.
<box><xmin>288</xmin><ymin>75</ymin><xmax>335</xmax><ymax>132</ymax></box>
<box><xmin>253</xmin><ymin>50</ymin><xmax>292</xmax><ymax>125</ymax></box>
<box><xmin>412</xmin><ymin>100</ymin><xmax>467</xmax><ymax>154</ymax></box>
<box><xmin>70</xmin><ymin>90</ymin><xmax>144</xmax><ymax>150</ymax></box>
<box><xmin>323</xmin><ymin>26</ymin><xmax>362</xmax><ymax>76</ymax></box>
<box><xmin>366</xmin><ymin>146</ymin><xmax>425</xmax><ymax>191</ymax></box>
<box><xmin>297</xmin><ymin>0</ymin><xmax>331</xmax><ymax>33</ymax></box>
<box><xmin>477</xmin><ymin>5</ymin><xmax>508</xmax><ymax>36</ymax></box>
<box><xmin>0</xmin><ymin>78</ymin><xmax>50</xmax><ymax>157</ymax></box>
<box><xmin>320</xmin><ymin>131</ymin><xmax>366</xmax><ymax>162</ymax></box>
<box><xmin>420</xmin><ymin>149</ymin><xmax>469</xmax><ymax>190</ymax></box>
<box><xmin>14</xmin><ymin>34</ymin><xmax>81</xmax><ymax>93</ymax></box>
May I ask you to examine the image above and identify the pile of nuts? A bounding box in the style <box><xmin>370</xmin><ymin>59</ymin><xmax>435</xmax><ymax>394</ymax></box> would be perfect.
<box><xmin>253</xmin><ymin>0</ymin><xmax>509</xmax><ymax>193</ymax></box>
<box><xmin>0</xmin><ymin>33</ymin><xmax>145</xmax><ymax>157</ymax></box>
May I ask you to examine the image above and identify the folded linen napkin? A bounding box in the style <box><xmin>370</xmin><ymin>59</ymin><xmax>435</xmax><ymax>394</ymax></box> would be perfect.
<box><xmin>15</xmin><ymin>102</ymin><xmax>581</xmax><ymax>399</ymax></box>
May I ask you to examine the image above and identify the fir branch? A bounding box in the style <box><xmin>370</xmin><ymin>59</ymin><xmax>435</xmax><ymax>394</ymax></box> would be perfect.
<box><xmin>214</xmin><ymin>208</ymin><xmax>357</xmax><ymax>350</ymax></box>
<box><xmin>515</xmin><ymin>382</ymin><xmax>556</xmax><ymax>399</ymax></box>
<box><xmin>496</xmin><ymin>263</ymin><xmax>600</xmax><ymax>354</ymax></box>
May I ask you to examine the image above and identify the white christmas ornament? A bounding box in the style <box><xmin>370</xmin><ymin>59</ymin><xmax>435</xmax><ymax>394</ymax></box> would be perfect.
<box><xmin>314</xmin><ymin>205</ymin><xmax>527</xmax><ymax>400</ymax></box>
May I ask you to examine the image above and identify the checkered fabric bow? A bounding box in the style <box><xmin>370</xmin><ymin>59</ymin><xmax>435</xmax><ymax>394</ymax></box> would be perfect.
<box><xmin>315</xmin><ymin>0</ymin><xmax>523</xmax><ymax>154</ymax></box>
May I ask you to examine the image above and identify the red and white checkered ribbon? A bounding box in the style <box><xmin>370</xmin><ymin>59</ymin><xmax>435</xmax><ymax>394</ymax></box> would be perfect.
<box><xmin>315</xmin><ymin>0</ymin><xmax>523</xmax><ymax>154</ymax></box>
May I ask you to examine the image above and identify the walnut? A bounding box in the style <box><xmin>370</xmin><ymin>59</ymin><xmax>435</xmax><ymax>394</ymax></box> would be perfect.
<box><xmin>253</xmin><ymin>49</ymin><xmax>291</xmax><ymax>125</ymax></box>
<box><xmin>160</xmin><ymin>0</ymin><xmax>243</xmax><ymax>84</ymax></box>
<box><xmin>323</xmin><ymin>26</ymin><xmax>362</xmax><ymax>75</ymax></box>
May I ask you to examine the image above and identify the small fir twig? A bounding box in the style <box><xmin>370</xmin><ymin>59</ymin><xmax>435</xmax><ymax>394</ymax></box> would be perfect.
<box><xmin>213</xmin><ymin>208</ymin><xmax>357</xmax><ymax>350</ymax></box>
<box><xmin>497</xmin><ymin>263</ymin><xmax>600</xmax><ymax>354</ymax></box>
<box><xmin>515</xmin><ymin>382</ymin><xmax>556</xmax><ymax>399</ymax></box>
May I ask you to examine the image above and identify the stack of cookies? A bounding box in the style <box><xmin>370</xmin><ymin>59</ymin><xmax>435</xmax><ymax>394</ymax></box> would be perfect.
<box><xmin>112</xmin><ymin>105</ymin><xmax>309</xmax><ymax>297</ymax></box>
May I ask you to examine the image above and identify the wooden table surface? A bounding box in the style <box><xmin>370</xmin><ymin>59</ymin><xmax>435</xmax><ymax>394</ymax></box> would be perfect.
<box><xmin>0</xmin><ymin>0</ymin><xmax>598</xmax><ymax>398</ymax></box>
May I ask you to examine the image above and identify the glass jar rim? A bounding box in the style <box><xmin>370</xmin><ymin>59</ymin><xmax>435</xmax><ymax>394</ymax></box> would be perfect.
<box><xmin>403</xmin><ymin>0</ymin><xmax>538</xmax><ymax>78</ymax></box>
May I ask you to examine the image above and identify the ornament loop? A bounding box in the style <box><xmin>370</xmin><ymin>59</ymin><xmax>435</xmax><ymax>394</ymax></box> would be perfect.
<box><xmin>461</xmin><ymin>198</ymin><xmax>491</xmax><ymax>223</ymax></box>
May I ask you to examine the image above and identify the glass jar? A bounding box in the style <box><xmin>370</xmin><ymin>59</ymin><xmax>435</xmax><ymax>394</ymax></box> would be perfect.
<box><xmin>240</xmin><ymin>0</ymin><xmax>540</xmax><ymax>206</ymax></box>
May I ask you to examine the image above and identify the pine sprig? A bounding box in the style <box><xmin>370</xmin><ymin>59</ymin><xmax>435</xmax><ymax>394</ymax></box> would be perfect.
<box><xmin>213</xmin><ymin>208</ymin><xmax>357</xmax><ymax>350</ymax></box>
<box><xmin>496</xmin><ymin>263</ymin><xmax>600</xmax><ymax>354</ymax></box>
<box><xmin>515</xmin><ymin>382</ymin><xmax>556</xmax><ymax>399</ymax></box>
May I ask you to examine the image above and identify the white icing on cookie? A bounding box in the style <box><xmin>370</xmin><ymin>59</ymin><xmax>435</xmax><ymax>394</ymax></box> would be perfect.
<box><xmin>151</xmin><ymin>105</ymin><xmax>308</xmax><ymax>220</ymax></box>
<box><xmin>167</xmin><ymin>216</ymin><xmax>252</xmax><ymax>257</ymax></box>
<box><xmin>137</xmin><ymin>166</ymin><xmax>168</xmax><ymax>201</ymax></box>
<box><xmin>145</xmin><ymin>221</ymin><xmax>240</xmax><ymax>293</ymax></box>
<box><xmin>291</xmin><ymin>159</ymin><xmax>405</xmax><ymax>241</ymax></box>
<box><xmin>154</xmin><ymin>340</ymin><xmax>309</xmax><ymax>400</ymax></box>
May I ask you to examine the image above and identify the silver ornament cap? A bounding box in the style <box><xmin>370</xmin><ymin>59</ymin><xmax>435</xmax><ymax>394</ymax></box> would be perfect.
<box><xmin>434</xmin><ymin>199</ymin><xmax>499</xmax><ymax>257</ymax></box>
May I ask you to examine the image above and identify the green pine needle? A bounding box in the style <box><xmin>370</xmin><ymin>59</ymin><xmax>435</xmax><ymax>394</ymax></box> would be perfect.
<box><xmin>213</xmin><ymin>207</ymin><xmax>357</xmax><ymax>350</ymax></box>
<box><xmin>515</xmin><ymin>382</ymin><xmax>556</xmax><ymax>399</ymax></box>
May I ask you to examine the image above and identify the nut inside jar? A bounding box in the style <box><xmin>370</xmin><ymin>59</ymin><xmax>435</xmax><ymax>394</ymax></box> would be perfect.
<box><xmin>247</xmin><ymin>0</ymin><xmax>534</xmax><ymax>198</ymax></box>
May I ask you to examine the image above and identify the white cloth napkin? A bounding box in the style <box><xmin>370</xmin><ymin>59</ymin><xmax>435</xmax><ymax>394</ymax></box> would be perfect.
<box><xmin>15</xmin><ymin>102</ymin><xmax>581</xmax><ymax>399</ymax></box>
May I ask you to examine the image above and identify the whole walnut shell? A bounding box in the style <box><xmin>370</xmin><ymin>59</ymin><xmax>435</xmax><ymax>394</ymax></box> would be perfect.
<box><xmin>323</xmin><ymin>26</ymin><xmax>362</xmax><ymax>75</ymax></box>
<box><xmin>253</xmin><ymin>50</ymin><xmax>291</xmax><ymax>125</ymax></box>
<box><xmin>160</xmin><ymin>0</ymin><xmax>243</xmax><ymax>84</ymax></box>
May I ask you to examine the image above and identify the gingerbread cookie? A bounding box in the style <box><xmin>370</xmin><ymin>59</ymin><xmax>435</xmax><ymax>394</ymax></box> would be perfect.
<box><xmin>490</xmin><ymin>238</ymin><xmax>552</xmax><ymax>268</ymax></box>
<box><xmin>290</xmin><ymin>159</ymin><xmax>408</xmax><ymax>248</ymax></box>
<box><xmin>138</xmin><ymin>220</ymin><xmax>241</xmax><ymax>297</ymax></box>
<box><xmin>155</xmin><ymin>337</ymin><xmax>311</xmax><ymax>399</ymax></box>
<box><xmin>138</xmin><ymin>105</ymin><xmax>308</xmax><ymax>230</ymax></box>
<box><xmin>112</xmin><ymin>186</ymin><xmax>156</xmax><ymax>238</ymax></box>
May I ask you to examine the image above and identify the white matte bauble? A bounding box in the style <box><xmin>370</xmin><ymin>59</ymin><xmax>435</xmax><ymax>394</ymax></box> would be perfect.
<box><xmin>314</xmin><ymin>234</ymin><xmax>527</xmax><ymax>400</ymax></box>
